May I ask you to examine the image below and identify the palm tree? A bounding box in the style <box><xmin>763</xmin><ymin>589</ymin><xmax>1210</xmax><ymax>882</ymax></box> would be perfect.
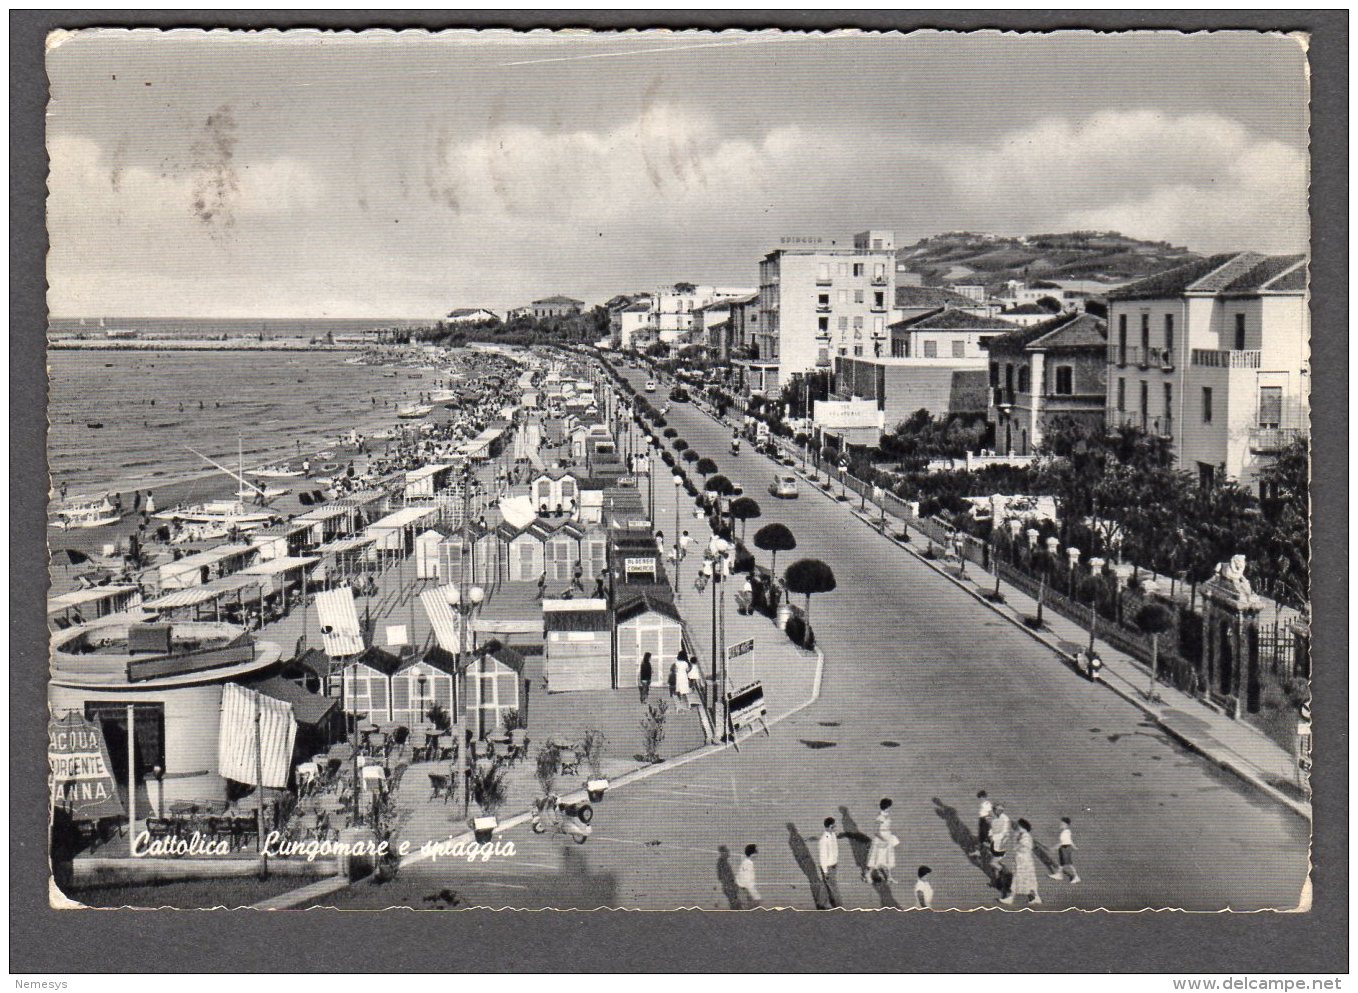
<box><xmin>754</xmin><ymin>522</ymin><xmax>796</xmax><ymax>576</ymax></box>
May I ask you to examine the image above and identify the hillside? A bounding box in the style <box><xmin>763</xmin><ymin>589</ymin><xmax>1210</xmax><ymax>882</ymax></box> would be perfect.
<box><xmin>896</xmin><ymin>231</ymin><xmax>1201</xmax><ymax>290</ymax></box>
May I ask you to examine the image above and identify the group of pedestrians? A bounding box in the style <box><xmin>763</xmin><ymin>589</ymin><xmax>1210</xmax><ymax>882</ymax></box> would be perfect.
<box><xmin>636</xmin><ymin>650</ymin><xmax>705</xmax><ymax>710</ymax></box>
<box><xmin>972</xmin><ymin>789</ymin><xmax>1080</xmax><ymax>906</ymax></box>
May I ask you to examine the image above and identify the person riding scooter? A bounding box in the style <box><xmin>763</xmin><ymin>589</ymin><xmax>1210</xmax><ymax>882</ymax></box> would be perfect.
<box><xmin>730</xmin><ymin>434</ymin><xmax>741</xmax><ymax>456</ymax></box>
<box><xmin>531</xmin><ymin>793</ymin><xmax>594</xmax><ymax>844</ymax></box>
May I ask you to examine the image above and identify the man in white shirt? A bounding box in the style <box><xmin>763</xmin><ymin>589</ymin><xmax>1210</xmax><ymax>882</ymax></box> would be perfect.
<box><xmin>679</xmin><ymin>530</ymin><xmax>693</xmax><ymax>560</ymax></box>
<box><xmin>818</xmin><ymin>818</ymin><xmax>842</xmax><ymax>909</ymax></box>
<box><xmin>735</xmin><ymin>843</ymin><xmax>761</xmax><ymax>909</ymax></box>
<box><xmin>971</xmin><ymin>789</ymin><xmax>993</xmax><ymax>859</ymax></box>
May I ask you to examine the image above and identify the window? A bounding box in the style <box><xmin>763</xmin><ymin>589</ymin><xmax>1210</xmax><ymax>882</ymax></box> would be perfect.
<box><xmin>1140</xmin><ymin>313</ymin><xmax>1150</xmax><ymax>353</ymax></box>
<box><xmin>1198</xmin><ymin>462</ymin><xmax>1216</xmax><ymax>489</ymax></box>
<box><xmin>1139</xmin><ymin>381</ymin><xmax>1149</xmax><ymax>422</ymax></box>
<box><xmin>1258</xmin><ymin>386</ymin><xmax>1282</xmax><ymax>428</ymax></box>
<box><xmin>873</xmin><ymin>316</ymin><xmax>884</xmax><ymax>335</ymax></box>
<box><xmin>873</xmin><ymin>262</ymin><xmax>885</xmax><ymax>279</ymax></box>
<box><xmin>923</xmin><ymin>340</ymin><xmax>937</xmax><ymax>357</ymax></box>
<box><xmin>853</xmin><ymin>316</ymin><xmax>864</xmax><ymax>331</ymax></box>
<box><xmin>853</xmin><ymin>263</ymin><xmax>865</xmax><ymax>277</ymax></box>
<box><xmin>1234</xmin><ymin>313</ymin><xmax>1247</xmax><ymax>350</ymax></box>
<box><xmin>1118</xmin><ymin>316</ymin><xmax>1127</xmax><ymax>364</ymax></box>
<box><xmin>1054</xmin><ymin>366</ymin><xmax>1073</xmax><ymax>395</ymax></box>
<box><xmin>1117</xmin><ymin>377</ymin><xmax>1126</xmax><ymax>411</ymax></box>
<box><xmin>1202</xmin><ymin>387</ymin><xmax>1213</xmax><ymax>424</ymax></box>
<box><xmin>989</xmin><ymin>363</ymin><xmax>1000</xmax><ymax>387</ymax></box>
<box><xmin>837</xmin><ymin>289</ymin><xmax>848</xmax><ymax>304</ymax></box>
<box><xmin>1006</xmin><ymin>364</ymin><xmax>1015</xmax><ymax>391</ymax></box>
<box><xmin>838</xmin><ymin>263</ymin><xmax>849</xmax><ymax>277</ymax></box>
<box><xmin>872</xmin><ymin>239</ymin><xmax>883</xmax><ymax>250</ymax></box>
<box><xmin>838</xmin><ymin>316</ymin><xmax>848</xmax><ymax>330</ymax></box>
<box><xmin>818</xmin><ymin>293</ymin><xmax>830</xmax><ymax>308</ymax></box>
<box><xmin>818</xmin><ymin>316</ymin><xmax>829</xmax><ymax>334</ymax></box>
<box><xmin>1164</xmin><ymin>313</ymin><xmax>1175</xmax><ymax>354</ymax></box>
<box><xmin>1018</xmin><ymin>366</ymin><xmax>1030</xmax><ymax>392</ymax></box>
<box><xmin>1164</xmin><ymin>382</ymin><xmax>1173</xmax><ymax>417</ymax></box>
<box><xmin>817</xmin><ymin>262</ymin><xmax>830</xmax><ymax>281</ymax></box>
<box><xmin>853</xmin><ymin>345</ymin><xmax>863</xmax><ymax>356</ymax></box>
<box><xmin>854</xmin><ymin>289</ymin><xmax>864</xmax><ymax>304</ymax></box>
<box><xmin>874</xmin><ymin>292</ymin><xmax>885</xmax><ymax>308</ymax></box>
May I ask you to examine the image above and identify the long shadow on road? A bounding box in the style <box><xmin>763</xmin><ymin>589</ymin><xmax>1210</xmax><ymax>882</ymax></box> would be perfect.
<box><xmin>786</xmin><ymin>822</ymin><xmax>826</xmax><ymax>909</ymax></box>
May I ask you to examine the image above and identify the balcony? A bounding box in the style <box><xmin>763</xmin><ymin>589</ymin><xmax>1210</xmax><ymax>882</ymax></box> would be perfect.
<box><xmin>815</xmin><ymin>277</ymin><xmax>833</xmax><ymax>286</ymax></box>
<box><xmin>815</xmin><ymin>303</ymin><xmax>832</xmax><ymax>313</ymax></box>
<box><xmin>992</xmin><ymin>386</ymin><xmax>1015</xmax><ymax>407</ymax></box>
<box><xmin>1041</xmin><ymin>392</ymin><xmax>1105</xmax><ymax>406</ymax></box>
<box><xmin>1150</xmin><ymin>414</ymin><xmax>1174</xmax><ymax>439</ymax></box>
<box><xmin>1249</xmin><ymin>426</ymin><xmax>1304</xmax><ymax>452</ymax></box>
<box><xmin>870</xmin><ymin>304</ymin><xmax>888</xmax><ymax>313</ymax></box>
<box><xmin>870</xmin><ymin>275</ymin><xmax>888</xmax><ymax>286</ymax></box>
<box><xmin>1191</xmin><ymin>348</ymin><xmax>1262</xmax><ymax>369</ymax></box>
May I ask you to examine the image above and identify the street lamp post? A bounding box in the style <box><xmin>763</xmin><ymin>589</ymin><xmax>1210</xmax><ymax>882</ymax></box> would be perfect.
<box><xmin>673</xmin><ymin>473</ymin><xmax>684</xmax><ymax>600</ymax></box>
<box><xmin>707</xmin><ymin>538</ymin><xmax>733</xmax><ymax>740</ymax></box>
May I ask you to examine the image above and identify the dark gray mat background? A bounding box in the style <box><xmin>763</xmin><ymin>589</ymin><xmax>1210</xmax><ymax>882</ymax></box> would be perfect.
<box><xmin>10</xmin><ymin>9</ymin><xmax>1348</xmax><ymax>975</ymax></box>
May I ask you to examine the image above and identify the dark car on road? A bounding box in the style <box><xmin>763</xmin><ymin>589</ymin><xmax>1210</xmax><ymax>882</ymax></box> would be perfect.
<box><xmin>669</xmin><ymin>386</ymin><xmax>690</xmax><ymax>402</ymax></box>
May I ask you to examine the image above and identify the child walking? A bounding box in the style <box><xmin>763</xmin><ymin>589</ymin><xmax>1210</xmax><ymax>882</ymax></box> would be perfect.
<box><xmin>1049</xmin><ymin>816</ymin><xmax>1081</xmax><ymax>884</ymax></box>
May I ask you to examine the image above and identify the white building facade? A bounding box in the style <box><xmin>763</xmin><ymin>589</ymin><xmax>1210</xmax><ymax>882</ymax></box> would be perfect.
<box><xmin>1104</xmin><ymin>252</ymin><xmax>1309</xmax><ymax>491</ymax></box>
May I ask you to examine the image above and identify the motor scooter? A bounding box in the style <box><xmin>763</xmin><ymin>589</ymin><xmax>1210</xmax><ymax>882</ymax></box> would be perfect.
<box><xmin>730</xmin><ymin>438</ymin><xmax>741</xmax><ymax>456</ymax></box>
<box><xmin>531</xmin><ymin>794</ymin><xmax>594</xmax><ymax>844</ymax></box>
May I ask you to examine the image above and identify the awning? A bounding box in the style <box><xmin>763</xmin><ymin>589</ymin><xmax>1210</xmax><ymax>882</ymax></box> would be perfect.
<box><xmin>314</xmin><ymin>587</ymin><xmax>365</xmax><ymax>657</ymax></box>
<box><xmin>317</xmin><ymin>535</ymin><xmax>376</xmax><ymax>554</ymax></box>
<box><xmin>420</xmin><ymin>585</ymin><xmax>464</xmax><ymax>653</ymax></box>
<box><xmin>241</xmin><ymin>555</ymin><xmax>321</xmax><ymax>576</ymax></box>
<box><xmin>217</xmin><ymin>683</ymin><xmax>297</xmax><ymax>788</ymax></box>
<box><xmin>143</xmin><ymin>586</ymin><xmax>228</xmax><ymax>610</ymax></box>
<box><xmin>47</xmin><ymin>584</ymin><xmax>139</xmax><ymax>612</ymax></box>
<box><xmin>295</xmin><ymin>504</ymin><xmax>352</xmax><ymax>524</ymax></box>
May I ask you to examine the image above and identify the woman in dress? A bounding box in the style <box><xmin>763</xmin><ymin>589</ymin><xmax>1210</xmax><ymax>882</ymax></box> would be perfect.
<box><xmin>673</xmin><ymin>651</ymin><xmax>691</xmax><ymax>705</ymax></box>
<box><xmin>1008</xmin><ymin>818</ymin><xmax>1042</xmax><ymax>906</ymax></box>
<box><xmin>864</xmin><ymin>797</ymin><xmax>899</xmax><ymax>885</ymax></box>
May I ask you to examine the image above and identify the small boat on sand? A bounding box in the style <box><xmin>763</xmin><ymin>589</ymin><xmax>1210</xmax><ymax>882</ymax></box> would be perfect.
<box><xmin>246</xmin><ymin>464</ymin><xmax>302</xmax><ymax>478</ymax></box>
<box><xmin>397</xmin><ymin>404</ymin><xmax>434</xmax><ymax>419</ymax></box>
<box><xmin>51</xmin><ymin>496</ymin><xmax>121</xmax><ymax>530</ymax></box>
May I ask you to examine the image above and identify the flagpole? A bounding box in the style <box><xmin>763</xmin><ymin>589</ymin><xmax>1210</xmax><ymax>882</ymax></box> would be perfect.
<box><xmin>125</xmin><ymin>704</ymin><xmax>137</xmax><ymax>847</ymax></box>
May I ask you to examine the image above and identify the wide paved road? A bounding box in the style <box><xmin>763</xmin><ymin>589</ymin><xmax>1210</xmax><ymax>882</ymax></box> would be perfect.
<box><xmin>334</xmin><ymin>365</ymin><xmax>1309</xmax><ymax>912</ymax></box>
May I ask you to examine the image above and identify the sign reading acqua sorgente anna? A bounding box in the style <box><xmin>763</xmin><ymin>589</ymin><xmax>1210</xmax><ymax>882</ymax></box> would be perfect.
<box><xmin>48</xmin><ymin>711</ymin><xmax>124</xmax><ymax>821</ymax></box>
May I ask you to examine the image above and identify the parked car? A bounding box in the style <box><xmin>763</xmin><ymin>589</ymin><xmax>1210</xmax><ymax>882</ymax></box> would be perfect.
<box><xmin>645</xmin><ymin>380</ymin><xmax>657</xmax><ymax>392</ymax></box>
<box><xmin>669</xmin><ymin>387</ymin><xmax>690</xmax><ymax>402</ymax></box>
<box><xmin>769</xmin><ymin>473</ymin><xmax>799</xmax><ymax>499</ymax></box>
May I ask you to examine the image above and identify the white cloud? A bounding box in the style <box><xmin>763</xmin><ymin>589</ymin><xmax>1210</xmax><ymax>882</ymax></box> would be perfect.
<box><xmin>934</xmin><ymin>110</ymin><xmax>1309</xmax><ymax>253</ymax></box>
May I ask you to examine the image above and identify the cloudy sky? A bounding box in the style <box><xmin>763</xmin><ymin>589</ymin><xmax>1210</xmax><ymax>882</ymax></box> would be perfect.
<box><xmin>46</xmin><ymin>29</ymin><xmax>1309</xmax><ymax>318</ymax></box>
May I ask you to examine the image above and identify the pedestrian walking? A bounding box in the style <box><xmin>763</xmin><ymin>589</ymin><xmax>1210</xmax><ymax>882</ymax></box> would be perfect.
<box><xmin>593</xmin><ymin>575</ymin><xmax>606</xmax><ymax>600</ymax></box>
<box><xmin>673</xmin><ymin>652</ymin><xmax>691</xmax><ymax>703</ymax></box>
<box><xmin>913</xmin><ymin>866</ymin><xmax>934</xmax><ymax>909</ymax></box>
<box><xmin>735</xmin><ymin>844</ymin><xmax>761</xmax><ymax>908</ymax></box>
<box><xmin>818</xmin><ymin>817</ymin><xmax>842</xmax><ymax>909</ymax></box>
<box><xmin>1002</xmin><ymin>819</ymin><xmax>1042</xmax><ymax>905</ymax></box>
<box><xmin>144</xmin><ymin>491</ymin><xmax>155</xmax><ymax>514</ymax></box>
<box><xmin>655</xmin><ymin>530</ymin><xmax>665</xmax><ymax>555</ymax></box>
<box><xmin>989</xmin><ymin>802</ymin><xmax>1011</xmax><ymax>876</ymax></box>
<box><xmin>864</xmin><ymin>798</ymin><xmax>899</xmax><ymax>885</ymax></box>
<box><xmin>679</xmin><ymin>530</ymin><xmax>692</xmax><ymax>560</ymax></box>
<box><xmin>59</xmin><ymin>481</ymin><xmax>68</xmax><ymax>501</ymax></box>
<box><xmin>638</xmin><ymin>652</ymin><xmax>653</xmax><ymax>703</ymax></box>
<box><xmin>971</xmin><ymin>790</ymin><xmax>993</xmax><ymax>859</ymax></box>
<box><xmin>667</xmin><ymin>659</ymin><xmax>679</xmax><ymax>699</ymax></box>
<box><xmin>1088</xmin><ymin>651</ymin><xmax>1104</xmax><ymax>683</ymax></box>
<box><xmin>572</xmin><ymin>561</ymin><xmax>585</xmax><ymax>591</ymax></box>
<box><xmin>1049</xmin><ymin>817</ymin><xmax>1081</xmax><ymax>884</ymax></box>
<box><xmin>535</xmin><ymin>572</ymin><xmax>547</xmax><ymax>601</ymax></box>
<box><xmin>686</xmin><ymin>654</ymin><xmax>705</xmax><ymax>708</ymax></box>
<box><xmin>695</xmin><ymin>557</ymin><xmax>712</xmax><ymax>593</ymax></box>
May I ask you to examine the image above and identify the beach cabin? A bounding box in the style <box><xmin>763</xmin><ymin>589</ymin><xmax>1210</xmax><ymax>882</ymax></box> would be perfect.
<box><xmin>404</xmin><ymin>463</ymin><xmax>455</xmax><ymax>501</ymax></box>
<box><xmin>339</xmin><ymin>645</ymin><xmax>405</xmax><ymax>723</ymax></box>
<box><xmin>503</xmin><ymin>522</ymin><xmax>545</xmax><ymax>582</ymax></box>
<box><xmin>250</xmin><ymin>520</ymin><xmax>312</xmax><ymax>561</ymax></box>
<box><xmin>414</xmin><ymin>529</ymin><xmax>443</xmax><ymax>580</ymax></box>
<box><xmin>239</xmin><ymin>555</ymin><xmax>320</xmax><ymax>614</ymax></box>
<box><xmin>542</xmin><ymin>600</ymin><xmax>614</xmax><ymax>691</ymax></box>
<box><xmin>465</xmin><ymin>641</ymin><xmax>525</xmax><ymax>732</ymax></box>
<box><xmin>279</xmin><ymin>647</ymin><xmax>330</xmax><ymax>694</ymax></box>
<box><xmin>614</xmin><ymin>594</ymin><xmax>685</xmax><ymax>685</ymax></box>
<box><xmin>542</xmin><ymin>520</ymin><xmax>583</xmax><ymax>585</ymax></box>
<box><xmin>294</xmin><ymin>503</ymin><xmax>357</xmax><ymax>546</ymax></box>
<box><xmin>530</xmin><ymin>471</ymin><xmax>580</xmax><ymax>518</ymax></box>
<box><xmin>365</xmin><ymin>505</ymin><xmax>442</xmax><ymax>556</ymax></box>
<box><xmin>437</xmin><ymin>522</ymin><xmax>496</xmax><ymax>587</ymax></box>
<box><xmin>390</xmin><ymin>649</ymin><xmax>459</xmax><ymax>729</ymax></box>
<box><xmin>601</xmin><ymin>488</ymin><xmax>648</xmax><ymax>529</ymax></box>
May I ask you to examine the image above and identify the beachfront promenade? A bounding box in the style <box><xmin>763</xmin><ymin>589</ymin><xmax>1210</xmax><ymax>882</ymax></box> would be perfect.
<box><xmin>318</xmin><ymin>355</ymin><xmax>1307</xmax><ymax>912</ymax></box>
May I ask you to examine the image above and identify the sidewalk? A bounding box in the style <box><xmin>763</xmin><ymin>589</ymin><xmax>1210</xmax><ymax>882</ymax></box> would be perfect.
<box><xmin>643</xmin><ymin>426</ymin><xmax>820</xmax><ymax>732</ymax></box>
<box><xmin>670</xmin><ymin>371</ymin><xmax>1310</xmax><ymax>820</ymax></box>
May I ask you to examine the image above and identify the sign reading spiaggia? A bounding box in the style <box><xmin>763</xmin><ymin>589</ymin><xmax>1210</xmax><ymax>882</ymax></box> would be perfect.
<box><xmin>48</xmin><ymin>711</ymin><xmax>124</xmax><ymax>820</ymax></box>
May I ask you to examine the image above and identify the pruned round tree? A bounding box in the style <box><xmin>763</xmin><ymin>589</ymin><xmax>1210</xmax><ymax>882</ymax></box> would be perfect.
<box><xmin>682</xmin><ymin>449</ymin><xmax>700</xmax><ymax>464</ymax></box>
<box><xmin>663</xmin><ymin>427</ymin><xmax>678</xmax><ymax>439</ymax></box>
<box><xmin>695</xmin><ymin>457</ymin><xmax>718</xmax><ymax>478</ymax></box>
<box><xmin>673</xmin><ymin>439</ymin><xmax>689</xmax><ymax>453</ymax></box>
<box><xmin>704</xmin><ymin>474</ymin><xmax>735</xmax><ymax>496</ymax></box>
<box><xmin>754</xmin><ymin>522</ymin><xmax>796</xmax><ymax>575</ymax></box>
<box><xmin>783</xmin><ymin>558</ymin><xmax>837</xmax><ymax>626</ymax></box>
<box><xmin>728</xmin><ymin>496</ymin><xmax>762</xmax><ymax>540</ymax></box>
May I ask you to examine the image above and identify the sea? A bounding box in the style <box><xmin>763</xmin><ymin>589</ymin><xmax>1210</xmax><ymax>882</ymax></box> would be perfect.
<box><xmin>48</xmin><ymin>344</ymin><xmax>439</xmax><ymax>499</ymax></box>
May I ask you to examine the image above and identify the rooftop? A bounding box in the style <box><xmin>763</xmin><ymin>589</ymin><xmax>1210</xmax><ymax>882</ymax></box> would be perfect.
<box><xmin>895</xmin><ymin>286</ymin><xmax>984</xmax><ymax>308</ymax></box>
<box><xmin>984</xmin><ymin>311</ymin><xmax>1108</xmax><ymax>353</ymax></box>
<box><xmin>1107</xmin><ymin>252</ymin><xmax>1309</xmax><ymax>300</ymax></box>
<box><xmin>891</xmin><ymin>308</ymin><xmax>1021</xmax><ymax>333</ymax></box>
